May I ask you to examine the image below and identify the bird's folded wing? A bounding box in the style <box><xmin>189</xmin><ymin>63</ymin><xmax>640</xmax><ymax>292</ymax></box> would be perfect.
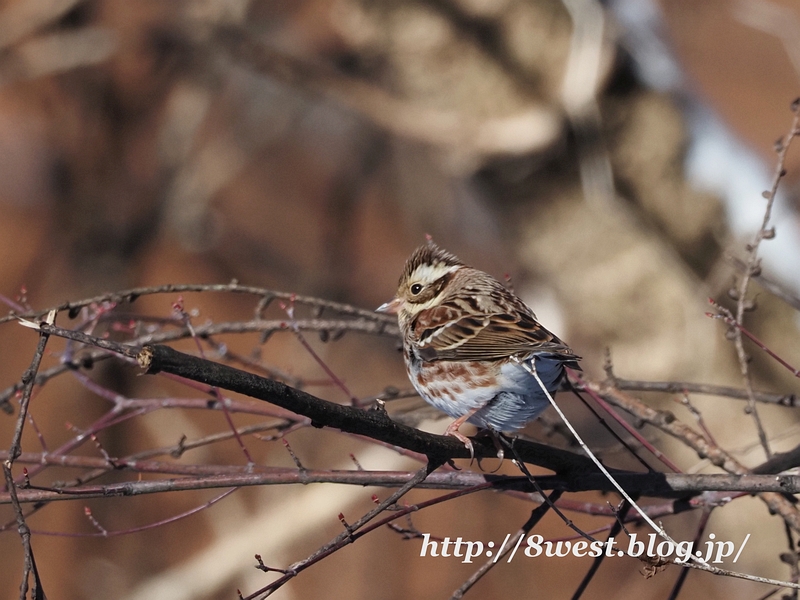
<box><xmin>415</xmin><ymin>307</ymin><xmax>576</xmax><ymax>362</ymax></box>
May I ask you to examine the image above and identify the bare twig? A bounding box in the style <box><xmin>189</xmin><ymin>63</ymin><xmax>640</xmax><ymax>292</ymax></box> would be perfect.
<box><xmin>612</xmin><ymin>378</ymin><xmax>797</xmax><ymax>406</ymax></box>
<box><xmin>4</xmin><ymin>309</ymin><xmax>53</xmax><ymax>600</ymax></box>
<box><xmin>572</xmin><ymin>500</ymin><xmax>633</xmax><ymax>599</ymax></box>
<box><xmin>519</xmin><ymin>358</ymin><xmax>692</xmax><ymax>560</ymax></box>
<box><xmin>1</xmin><ymin>315</ymin><xmax>398</xmax><ymax>412</ymax></box>
<box><xmin>0</xmin><ymin>283</ymin><xmax>396</xmax><ymax>327</ymax></box>
<box><xmin>573</xmin><ymin>370</ymin><xmax>682</xmax><ymax>473</ymax></box>
<box><xmin>524</xmin><ymin>358</ymin><xmax>800</xmax><ymax>590</ymax></box>
<box><xmin>707</xmin><ymin>305</ymin><xmax>800</xmax><ymax>378</ymax></box>
<box><xmin>242</xmin><ymin>462</ymin><xmax>441</xmax><ymax>598</ymax></box>
<box><xmin>5</xmin><ymin>464</ymin><xmax>800</xmax><ymax>506</ymax></box>
<box><xmin>451</xmin><ymin>490</ymin><xmax>565</xmax><ymax>598</ymax></box>
<box><xmin>584</xmin><ymin>379</ymin><xmax>800</xmax><ymax>533</ymax></box>
<box><xmin>725</xmin><ymin>104</ymin><xmax>800</xmax><ymax>458</ymax></box>
<box><xmin>728</xmin><ymin>254</ymin><xmax>800</xmax><ymax>312</ymax></box>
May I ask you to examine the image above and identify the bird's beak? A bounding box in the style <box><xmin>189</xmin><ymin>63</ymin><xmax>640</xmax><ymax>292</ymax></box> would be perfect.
<box><xmin>376</xmin><ymin>297</ymin><xmax>402</xmax><ymax>315</ymax></box>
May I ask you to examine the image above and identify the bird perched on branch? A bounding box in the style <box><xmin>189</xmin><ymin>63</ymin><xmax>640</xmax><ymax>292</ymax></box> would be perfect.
<box><xmin>377</xmin><ymin>241</ymin><xmax>579</xmax><ymax>456</ymax></box>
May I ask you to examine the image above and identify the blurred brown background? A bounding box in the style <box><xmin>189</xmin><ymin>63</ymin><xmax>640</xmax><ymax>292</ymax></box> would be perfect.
<box><xmin>1</xmin><ymin>0</ymin><xmax>799</xmax><ymax>598</ymax></box>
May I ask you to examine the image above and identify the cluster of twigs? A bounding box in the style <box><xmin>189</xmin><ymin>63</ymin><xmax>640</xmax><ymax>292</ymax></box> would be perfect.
<box><xmin>2</xmin><ymin>113</ymin><xmax>800</xmax><ymax>599</ymax></box>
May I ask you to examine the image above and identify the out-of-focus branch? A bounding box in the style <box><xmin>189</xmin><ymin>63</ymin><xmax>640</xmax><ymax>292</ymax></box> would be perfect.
<box><xmin>582</xmin><ymin>378</ymin><xmax>800</xmax><ymax>533</ymax></box>
<box><xmin>728</xmin><ymin>104</ymin><xmax>800</xmax><ymax>458</ymax></box>
<box><xmin>613</xmin><ymin>377</ymin><xmax>797</xmax><ymax>406</ymax></box>
<box><xmin>0</xmin><ymin>28</ymin><xmax>117</xmax><ymax>85</ymax></box>
<box><xmin>219</xmin><ymin>30</ymin><xmax>561</xmax><ymax>157</ymax></box>
<box><xmin>0</xmin><ymin>0</ymin><xmax>84</xmax><ymax>49</ymax></box>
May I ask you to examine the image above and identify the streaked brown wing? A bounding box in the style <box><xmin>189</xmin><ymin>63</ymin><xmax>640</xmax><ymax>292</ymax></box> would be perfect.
<box><xmin>414</xmin><ymin>303</ymin><xmax>575</xmax><ymax>362</ymax></box>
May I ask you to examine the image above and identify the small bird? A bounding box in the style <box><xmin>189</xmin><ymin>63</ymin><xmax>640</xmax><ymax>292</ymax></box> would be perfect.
<box><xmin>377</xmin><ymin>241</ymin><xmax>579</xmax><ymax>455</ymax></box>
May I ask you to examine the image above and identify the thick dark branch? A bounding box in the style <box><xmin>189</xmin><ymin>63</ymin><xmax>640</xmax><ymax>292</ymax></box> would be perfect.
<box><xmin>753</xmin><ymin>445</ymin><xmax>800</xmax><ymax>475</ymax></box>
<box><xmin>138</xmin><ymin>345</ymin><xmax>608</xmax><ymax>476</ymax></box>
<box><xmin>137</xmin><ymin>344</ymin><xmax>598</xmax><ymax>475</ymax></box>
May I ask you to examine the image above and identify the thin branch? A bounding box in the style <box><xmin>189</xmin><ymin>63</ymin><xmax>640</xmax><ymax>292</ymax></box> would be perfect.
<box><xmin>707</xmin><ymin>307</ymin><xmax>800</xmax><ymax>378</ymax></box>
<box><xmin>451</xmin><ymin>490</ymin><xmax>565</xmax><ymax>598</ymax></box>
<box><xmin>572</xmin><ymin>500</ymin><xmax>633</xmax><ymax>599</ymax></box>
<box><xmin>612</xmin><ymin>378</ymin><xmax>797</xmax><ymax>407</ymax></box>
<box><xmin>573</xmin><ymin>372</ymin><xmax>681</xmax><ymax>473</ymax></box>
<box><xmin>667</xmin><ymin>507</ymin><xmax>712</xmax><ymax>600</ymax></box>
<box><xmin>35</xmin><ymin>489</ymin><xmax>238</xmax><ymax>537</ymax></box>
<box><xmin>243</xmin><ymin>462</ymin><xmax>441</xmax><ymax>598</ymax></box>
<box><xmin>4</xmin><ymin>309</ymin><xmax>53</xmax><ymax>600</ymax></box>
<box><xmin>525</xmin><ymin>358</ymin><xmax>800</xmax><ymax>590</ymax></box>
<box><xmin>584</xmin><ymin>379</ymin><xmax>800</xmax><ymax>533</ymax></box>
<box><xmin>518</xmin><ymin>358</ymin><xmax>696</xmax><ymax>565</ymax></box>
<box><xmin>7</xmin><ymin>311</ymin><xmax>55</xmax><ymax>459</ymax></box>
<box><xmin>6</xmin><ymin>467</ymin><xmax>800</xmax><ymax>506</ymax></box>
<box><xmin>728</xmin><ymin>254</ymin><xmax>800</xmax><ymax>312</ymax></box>
<box><xmin>728</xmin><ymin>104</ymin><xmax>800</xmax><ymax>458</ymax></box>
<box><xmin>1</xmin><ymin>282</ymin><xmax>396</xmax><ymax>327</ymax></box>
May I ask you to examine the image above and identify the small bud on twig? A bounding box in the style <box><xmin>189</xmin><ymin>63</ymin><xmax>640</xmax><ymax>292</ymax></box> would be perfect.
<box><xmin>350</xmin><ymin>453</ymin><xmax>364</xmax><ymax>470</ymax></box>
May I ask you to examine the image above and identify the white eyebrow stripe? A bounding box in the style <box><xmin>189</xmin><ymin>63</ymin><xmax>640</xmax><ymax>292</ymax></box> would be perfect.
<box><xmin>410</xmin><ymin>263</ymin><xmax>460</xmax><ymax>284</ymax></box>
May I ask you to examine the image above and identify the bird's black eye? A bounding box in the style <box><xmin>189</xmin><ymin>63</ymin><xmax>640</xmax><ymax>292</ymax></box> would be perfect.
<box><xmin>410</xmin><ymin>283</ymin><xmax>423</xmax><ymax>295</ymax></box>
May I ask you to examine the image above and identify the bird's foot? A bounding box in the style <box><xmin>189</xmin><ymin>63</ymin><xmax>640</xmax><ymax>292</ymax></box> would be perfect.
<box><xmin>444</xmin><ymin>418</ymin><xmax>475</xmax><ymax>462</ymax></box>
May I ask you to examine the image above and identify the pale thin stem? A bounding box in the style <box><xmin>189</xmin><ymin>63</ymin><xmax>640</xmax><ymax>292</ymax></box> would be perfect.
<box><xmin>515</xmin><ymin>357</ymin><xmax>691</xmax><ymax>557</ymax></box>
<box><xmin>516</xmin><ymin>357</ymin><xmax>800</xmax><ymax>590</ymax></box>
<box><xmin>245</xmin><ymin>462</ymin><xmax>440</xmax><ymax>599</ymax></box>
<box><xmin>729</xmin><ymin>108</ymin><xmax>800</xmax><ymax>458</ymax></box>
